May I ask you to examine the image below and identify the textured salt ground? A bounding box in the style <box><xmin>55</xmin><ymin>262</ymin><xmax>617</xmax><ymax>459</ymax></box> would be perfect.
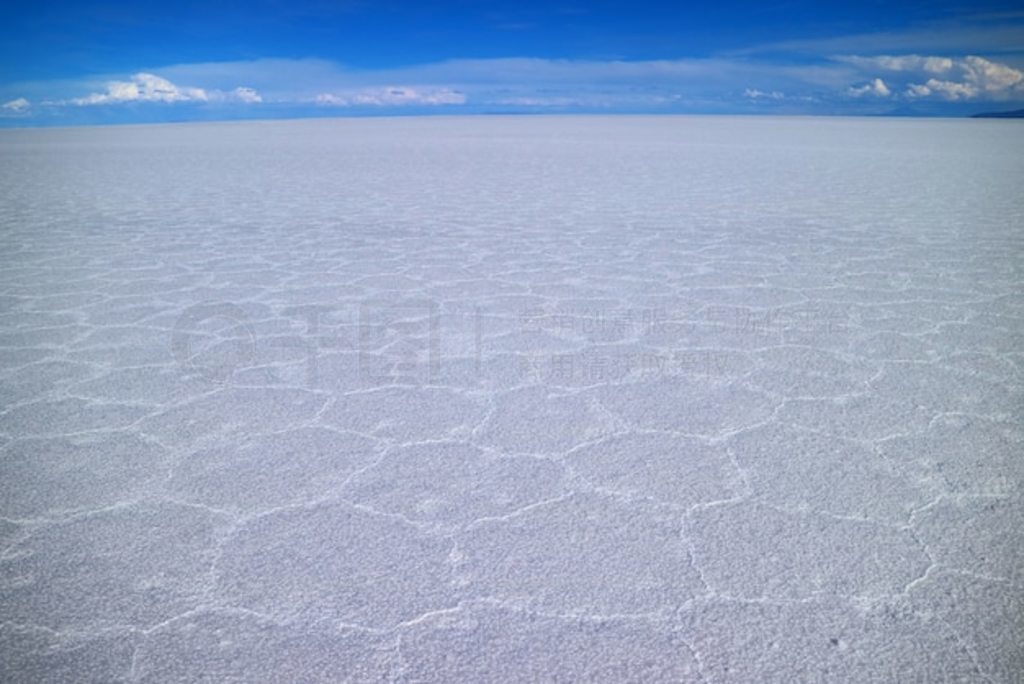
<box><xmin>1</xmin><ymin>116</ymin><xmax>1022</xmax><ymax>682</ymax></box>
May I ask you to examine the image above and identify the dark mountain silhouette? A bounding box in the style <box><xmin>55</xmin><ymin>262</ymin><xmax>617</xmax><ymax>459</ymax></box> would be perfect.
<box><xmin>971</xmin><ymin>108</ymin><xmax>1024</xmax><ymax>118</ymax></box>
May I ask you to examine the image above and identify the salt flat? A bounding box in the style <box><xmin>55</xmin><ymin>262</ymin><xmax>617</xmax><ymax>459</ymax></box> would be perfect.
<box><xmin>1</xmin><ymin>115</ymin><xmax>1022</xmax><ymax>682</ymax></box>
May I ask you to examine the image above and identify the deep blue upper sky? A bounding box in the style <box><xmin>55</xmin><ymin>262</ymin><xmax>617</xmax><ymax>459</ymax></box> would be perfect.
<box><xmin>2</xmin><ymin>0</ymin><xmax>1023</xmax><ymax>124</ymax></box>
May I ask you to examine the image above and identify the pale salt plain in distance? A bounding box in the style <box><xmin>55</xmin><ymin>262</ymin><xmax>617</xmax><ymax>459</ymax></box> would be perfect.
<box><xmin>0</xmin><ymin>115</ymin><xmax>1022</xmax><ymax>682</ymax></box>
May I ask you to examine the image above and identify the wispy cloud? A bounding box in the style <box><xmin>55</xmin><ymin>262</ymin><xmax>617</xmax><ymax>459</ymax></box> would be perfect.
<box><xmin>2</xmin><ymin>6</ymin><xmax>1023</xmax><ymax>125</ymax></box>
<box><xmin>315</xmin><ymin>86</ymin><xmax>466</xmax><ymax>106</ymax></box>
<box><xmin>734</xmin><ymin>15</ymin><xmax>1024</xmax><ymax>57</ymax></box>
<box><xmin>836</xmin><ymin>55</ymin><xmax>955</xmax><ymax>73</ymax></box>
<box><xmin>4</xmin><ymin>47</ymin><xmax>1023</xmax><ymax>124</ymax></box>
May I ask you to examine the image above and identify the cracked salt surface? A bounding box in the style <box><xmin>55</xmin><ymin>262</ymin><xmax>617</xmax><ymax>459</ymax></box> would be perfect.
<box><xmin>0</xmin><ymin>115</ymin><xmax>1022</xmax><ymax>681</ymax></box>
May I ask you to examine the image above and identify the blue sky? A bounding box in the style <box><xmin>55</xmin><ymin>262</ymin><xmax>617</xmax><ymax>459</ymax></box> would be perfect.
<box><xmin>2</xmin><ymin>1</ymin><xmax>1023</xmax><ymax>125</ymax></box>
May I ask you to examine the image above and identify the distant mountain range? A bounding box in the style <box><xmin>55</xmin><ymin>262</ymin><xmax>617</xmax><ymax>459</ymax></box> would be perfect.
<box><xmin>971</xmin><ymin>108</ymin><xmax>1024</xmax><ymax>118</ymax></box>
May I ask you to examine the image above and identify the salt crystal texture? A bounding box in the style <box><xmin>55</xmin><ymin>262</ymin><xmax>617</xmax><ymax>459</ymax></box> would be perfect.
<box><xmin>1</xmin><ymin>116</ymin><xmax>1021</xmax><ymax>682</ymax></box>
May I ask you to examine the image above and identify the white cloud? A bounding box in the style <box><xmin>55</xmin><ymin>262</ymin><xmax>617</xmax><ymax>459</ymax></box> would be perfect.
<box><xmin>63</xmin><ymin>73</ymin><xmax>263</xmax><ymax>107</ymax></box>
<box><xmin>315</xmin><ymin>86</ymin><xmax>466</xmax><ymax>106</ymax></box>
<box><xmin>2</xmin><ymin>97</ymin><xmax>30</xmax><ymax>112</ymax></box>
<box><xmin>71</xmin><ymin>73</ymin><xmax>209</xmax><ymax>105</ymax></box>
<box><xmin>904</xmin><ymin>55</ymin><xmax>1024</xmax><ymax>100</ymax></box>
<box><xmin>230</xmin><ymin>87</ymin><xmax>262</xmax><ymax>103</ymax></box>
<box><xmin>837</xmin><ymin>54</ymin><xmax>1024</xmax><ymax>101</ymax></box>
<box><xmin>744</xmin><ymin>88</ymin><xmax>785</xmax><ymax>100</ymax></box>
<box><xmin>908</xmin><ymin>79</ymin><xmax>976</xmax><ymax>99</ymax></box>
<box><xmin>847</xmin><ymin>78</ymin><xmax>891</xmax><ymax>98</ymax></box>
<box><xmin>962</xmin><ymin>55</ymin><xmax>1023</xmax><ymax>92</ymax></box>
